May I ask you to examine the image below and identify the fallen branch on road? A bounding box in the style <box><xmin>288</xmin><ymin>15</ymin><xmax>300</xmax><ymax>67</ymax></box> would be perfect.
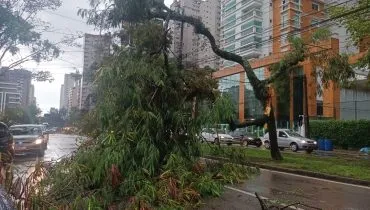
<box><xmin>255</xmin><ymin>192</ymin><xmax>322</xmax><ymax>210</ymax></box>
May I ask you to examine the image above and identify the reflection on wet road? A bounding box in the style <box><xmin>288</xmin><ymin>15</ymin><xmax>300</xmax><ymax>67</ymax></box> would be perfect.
<box><xmin>239</xmin><ymin>169</ymin><xmax>370</xmax><ymax>209</ymax></box>
<box><xmin>12</xmin><ymin>134</ymin><xmax>80</xmax><ymax>175</ymax></box>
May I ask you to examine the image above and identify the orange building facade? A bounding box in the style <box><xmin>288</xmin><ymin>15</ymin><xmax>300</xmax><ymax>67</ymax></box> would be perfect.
<box><xmin>216</xmin><ymin>0</ymin><xmax>354</xmax><ymax>127</ymax></box>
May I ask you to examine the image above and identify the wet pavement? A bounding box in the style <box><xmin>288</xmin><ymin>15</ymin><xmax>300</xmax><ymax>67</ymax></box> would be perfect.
<box><xmin>12</xmin><ymin>134</ymin><xmax>80</xmax><ymax>175</ymax></box>
<box><xmin>233</xmin><ymin>169</ymin><xmax>370</xmax><ymax>210</ymax></box>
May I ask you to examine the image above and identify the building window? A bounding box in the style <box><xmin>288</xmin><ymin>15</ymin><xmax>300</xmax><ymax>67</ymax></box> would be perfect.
<box><xmin>241</xmin><ymin>27</ymin><xmax>254</xmax><ymax>37</ymax></box>
<box><xmin>317</xmin><ymin>101</ymin><xmax>323</xmax><ymax>116</ymax></box>
<box><xmin>225</xmin><ymin>35</ymin><xmax>235</xmax><ymax>44</ymax></box>
<box><xmin>244</xmin><ymin>68</ymin><xmax>265</xmax><ymax>119</ymax></box>
<box><xmin>312</xmin><ymin>2</ymin><xmax>319</xmax><ymax>11</ymax></box>
<box><xmin>293</xmin><ymin>12</ymin><xmax>301</xmax><ymax>27</ymax></box>
<box><xmin>241</xmin><ymin>20</ymin><xmax>262</xmax><ymax>31</ymax></box>
<box><xmin>219</xmin><ymin>74</ymin><xmax>240</xmax><ymax>119</ymax></box>
<box><xmin>281</xmin><ymin>14</ymin><xmax>288</xmax><ymax>28</ymax></box>
<box><xmin>311</xmin><ymin>18</ymin><xmax>319</xmax><ymax>27</ymax></box>
<box><xmin>224</xmin><ymin>44</ymin><xmax>235</xmax><ymax>52</ymax></box>
<box><xmin>224</xmin><ymin>29</ymin><xmax>235</xmax><ymax>39</ymax></box>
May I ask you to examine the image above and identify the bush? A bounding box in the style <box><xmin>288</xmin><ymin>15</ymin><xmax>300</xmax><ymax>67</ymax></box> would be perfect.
<box><xmin>309</xmin><ymin>120</ymin><xmax>370</xmax><ymax>149</ymax></box>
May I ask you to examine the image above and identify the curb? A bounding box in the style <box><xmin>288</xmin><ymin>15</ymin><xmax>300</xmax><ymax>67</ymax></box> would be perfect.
<box><xmin>203</xmin><ymin>155</ymin><xmax>370</xmax><ymax>187</ymax></box>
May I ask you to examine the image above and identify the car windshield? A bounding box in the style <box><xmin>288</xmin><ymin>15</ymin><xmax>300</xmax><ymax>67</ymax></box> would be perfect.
<box><xmin>10</xmin><ymin>126</ymin><xmax>42</xmax><ymax>136</ymax></box>
<box><xmin>285</xmin><ymin>130</ymin><xmax>302</xmax><ymax>137</ymax></box>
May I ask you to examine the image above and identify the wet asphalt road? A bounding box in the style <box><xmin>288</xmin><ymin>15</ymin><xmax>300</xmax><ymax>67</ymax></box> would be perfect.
<box><xmin>203</xmin><ymin>169</ymin><xmax>370</xmax><ymax>210</ymax></box>
<box><xmin>11</xmin><ymin>135</ymin><xmax>370</xmax><ymax>209</ymax></box>
<box><xmin>240</xmin><ymin>169</ymin><xmax>370</xmax><ymax>210</ymax></box>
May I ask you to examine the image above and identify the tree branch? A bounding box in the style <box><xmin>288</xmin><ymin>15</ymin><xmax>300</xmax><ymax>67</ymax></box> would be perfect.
<box><xmin>0</xmin><ymin>45</ymin><xmax>13</xmax><ymax>62</ymax></box>
<box><xmin>150</xmin><ymin>8</ymin><xmax>268</xmax><ymax>102</ymax></box>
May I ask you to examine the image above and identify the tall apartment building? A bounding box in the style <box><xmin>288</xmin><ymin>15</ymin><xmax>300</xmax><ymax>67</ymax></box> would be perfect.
<box><xmin>220</xmin><ymin>0</ymin><xmax>267</xmax><ymax>68</ymax></box>
<box><xmin>214</xmin><ymin>0</ymin><xmax>369</xmax><ymax>125</ymax></box>
<box><xmin>59</xmin><ymin>73</ymin><xmax>81</xmax><ymax>113</ymax></box>
<box><xmin>170</xmin><ymin>0</ymin><xmax>221</xmax><ymax>69</ymax></box>
<box><xmin>0</xmin><ymin>68</ymin><xmax>33</xmax><ymax>112</ymax></box>
<box><xmin>59</xmin><ymin>74</ymin><xmax>75</xmax><ymax>110</ymax></box>
<box><xmin>29</xmin><ymin>84</ymin><xmax>36</xmax><ymax>105</ymax></box>
<box><xmin>59</xmin><ymin>84</ymin><xmax>64</xmax><ymax>110</ymax></box>
<box><xmin>80</xmin><ymin>33</ymin><xmax>111</xmax><ymax>110</ymax></box>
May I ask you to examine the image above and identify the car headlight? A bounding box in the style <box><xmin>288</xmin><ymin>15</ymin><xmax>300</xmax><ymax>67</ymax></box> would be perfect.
<box><xmin>219</xmin><ymin>136</ymin><xmax>225</xmax><ymax>139</ymax></box>
<box><xmin>314</xmin><ymin>141</ymin><xmax>317</xmax><ymax>144</ymax></box>
<box><xmin>34</xmin><ymin>139</ymin><xmax>43</xmax><ymax>144</ymax></box>
<box><xmin>300</xmin><ymin>140</ymin><xmax>307</xmax><ymax>143</ymax></box>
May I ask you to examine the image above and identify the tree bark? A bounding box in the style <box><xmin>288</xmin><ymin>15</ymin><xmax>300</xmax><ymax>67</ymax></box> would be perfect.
<box><xmin>267</xmin><ymin>105</ymin><xmax>283</xmax><ymax>160</ymax></box>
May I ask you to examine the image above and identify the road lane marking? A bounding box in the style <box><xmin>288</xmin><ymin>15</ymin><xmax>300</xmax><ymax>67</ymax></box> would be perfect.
<box><xmin>225</xmin><ymin>186</ymin><xmax>304</xmax><ymax>210</ymax></box>
<box><xmin>260</xmin><ymin>168</ymin><xmax>370</xmax><ymax>190</ymax></box>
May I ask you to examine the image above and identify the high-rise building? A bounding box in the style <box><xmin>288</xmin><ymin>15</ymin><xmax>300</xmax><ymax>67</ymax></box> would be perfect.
<box><xmin>60</xmin><ymin>73</ymin><xmax>81</xmax><ymax>113</ymax></box>
<box><xmin>214</xmin><ymin>0</ymin><xmax>369</xmax><ymax>124</ymax></box>
<box><xmin>29</xmin><ymin>84</ymin><xmax>36</xmax><ymax>105</ymax></box>
<box><xmin>60</xmin><ymin>74</ymin><xmax>75</xmax><ymax>110</ymax></box>
<box><xmin>59</xmin><ymin>84</ymin><xmax>64</xmax><ymax>110</ymax></box>
<box><xmin>80</xmin><ymin>33</ymin><xmax>111</xmax><ymax>110</ymax></box>
<box><xmin>170</xmin><ymin>0</ymin><xmax>221</xmax><ymax>69</ymax></box>
<box><xmin>0</xmin><ymin>68</ymin><xmax>33</xmax><ymax>111</ymax></box>
<box><xmin>220</xmin><ymin>0</ymin><xmax>266</xmax><ymax>68</ymax></box>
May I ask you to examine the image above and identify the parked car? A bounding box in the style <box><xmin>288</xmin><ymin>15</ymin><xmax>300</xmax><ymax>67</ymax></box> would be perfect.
<box><xmin>262</xmin><ymin>129</ymin><xmax>317</xmax><ymax>153</ymax></box>
<box><xmin>9</xmin><ymin>124</ymin><xmax>48</xmax><ymax>156</ymax></box>
<box><xmin>201</xmin><ymin>128</ymin><xmax>235</xmax><ymax>145</ymax></box>
<box><xmin>229</xmin><ymin>129</ymin><xmax>262</xmax><ymax>147</ymax></box>
<box><xmin>0</xmin><ymin>122</ymin><xmax>14</xmax><ymax>162</ymax></box>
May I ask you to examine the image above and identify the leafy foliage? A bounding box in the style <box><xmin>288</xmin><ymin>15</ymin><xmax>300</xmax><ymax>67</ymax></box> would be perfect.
<box><xmin>329</xmin><ymin>0</ymin><xmax>370</xmax><ymax>46</ymax></box>
<box><xmin>0</xmin><ymin>0</ymin><xmax>60</xmax><ymax>71</ymax></box>
<box><xmin>310</xmin><ymin>120</ymin><xmax>370</xmax><ymax>149</ymax></box>
<box><xmin>20</xmin><ymin>20</ymin><xmax>256</xmax><ymax>209</ymax></box>
<box><xmin>328</xmin><ymin>0</ymin><xmax>370</xmax><ymax>78</ymax></box>
<box><xmin>0</xmin><ymin>104</ymin><xmax>41</xmax><ymax>125</ymax></box>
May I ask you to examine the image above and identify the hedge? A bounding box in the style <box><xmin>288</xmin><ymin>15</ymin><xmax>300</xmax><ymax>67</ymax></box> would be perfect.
<box><xmin>309</xmin><ymin>120</ymin><xmax>370</xmax><ymax>149</ymax></box>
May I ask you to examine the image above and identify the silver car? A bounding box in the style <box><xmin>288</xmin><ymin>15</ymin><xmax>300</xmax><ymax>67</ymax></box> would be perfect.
<box><xmin>263</xmin><ymin>129</ymin><xmax>317</xmax><ymax>153</ymax></box>
<box><xmin>201</xmin><ymin>128</ymin><xmax>235</xmax><ymax>145</ymax></box>
<box><xmin>9</xmin><ymin>124</ymin><xmax>48</xmax><ymax>156</ymax></box>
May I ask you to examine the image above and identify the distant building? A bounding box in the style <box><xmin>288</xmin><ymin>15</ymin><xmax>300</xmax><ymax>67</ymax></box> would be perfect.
<box><xmin>59</xmin><ymin>84</ymin><xmax>64</xmax><ymax>110</ymax></box>
<box><xmin>0</xmin><ymin>68</ymin><xmax>33</xmax><ymax>112</ymax></box>
<box><xmin>59</xmin><ymin>74</ymin><xmax>75</xmax><ymax>110</ymax></box>
<box><xmin>80</xmin><ymin>33</ymin><xmax>111</xmax><ymax>110</ymax></box>
<box><xmin>29</xmin><ymin>84</ymin><xmax>36</xmax><ymax>105</ymax></box>
<box><xmin>169</xmin><ymin>0</ymin><xmax>221</xmax><ymax>69</ymax></box>
<box><xmin>59</xmin><ymin>73</ymin><xmax>82</xmax><ymax>113</ymax></box>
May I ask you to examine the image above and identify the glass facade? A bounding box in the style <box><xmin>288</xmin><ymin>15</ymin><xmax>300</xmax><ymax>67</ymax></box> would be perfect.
<box><xmin>244</xmin><ymin>68</ymin><xmax>265</xmax><ymax>119</ymax></box>
<box><xmin>218</xmin><ymin>74</ymin><xmax>240</xmax><ymax>119</ymax></box>
<box><xmin>220</xmin><ymin>0</ymin><xmax>263</xmax><ymax>68</ymax></box>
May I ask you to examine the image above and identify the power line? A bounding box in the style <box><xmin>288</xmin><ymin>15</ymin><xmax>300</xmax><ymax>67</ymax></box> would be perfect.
<box><xmin>43</xmin><ymin>11</ymin><xmax>86</xmax><ymax>23</ymax></box>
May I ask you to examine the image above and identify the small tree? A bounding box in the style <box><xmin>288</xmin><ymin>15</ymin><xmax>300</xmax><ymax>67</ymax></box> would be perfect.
<box><xmin>0</xmin><ymin>0</ymin><xmax>61</xmax><ymax>70</ymax></box>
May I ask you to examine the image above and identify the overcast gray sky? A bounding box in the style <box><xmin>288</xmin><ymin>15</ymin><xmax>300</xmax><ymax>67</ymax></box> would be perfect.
<box><xmin>21</xmin><ymin>0</ymin><xmax>173</xmax><ymax>113</ymax></box>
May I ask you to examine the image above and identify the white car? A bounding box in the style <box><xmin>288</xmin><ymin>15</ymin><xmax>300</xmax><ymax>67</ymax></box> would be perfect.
<box><xmin>201</xmin><ymin>128</ymin><xmax>234</xmax><ymax>145</ymax></box>
<box><xmin>263</xmin><ymin>129</ymin><xmax>317</xmax><ymax>153</ymax></box>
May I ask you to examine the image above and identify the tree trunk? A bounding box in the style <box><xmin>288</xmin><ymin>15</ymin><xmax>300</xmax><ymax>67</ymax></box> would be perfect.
<box><xmin>267</xmin><ymin>105</ymin><xmax>283</xmax><ymax>160</ymax></box>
